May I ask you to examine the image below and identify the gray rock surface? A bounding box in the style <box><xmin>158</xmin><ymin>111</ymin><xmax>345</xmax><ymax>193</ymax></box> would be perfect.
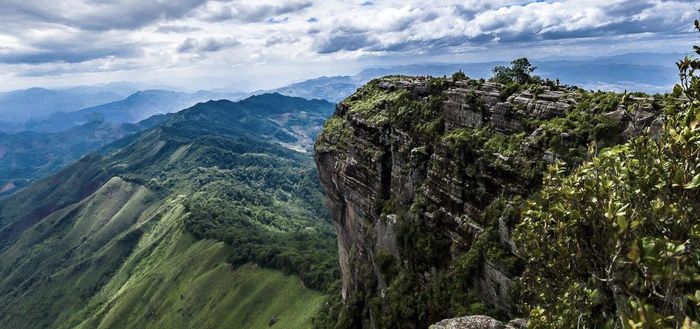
<box><xmin>429</xmin><ymin>315</ymin><xmax>508</xmax><ymax>329</ymax></box>
<box><xmin>430</xmin><ymin>316</ymin><xmax>528</xmax><ymax>329</ymax></box>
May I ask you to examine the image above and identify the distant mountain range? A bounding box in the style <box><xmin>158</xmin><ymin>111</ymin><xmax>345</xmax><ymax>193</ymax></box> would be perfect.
<box><xmin>259</xmin><ymin>76</ymin><xmax>361</xmax><ymax>103</ymax></box>
<box><xmin>0</xmin><ymin>93</ymin><xmax>333</xmax><ymax>196</ymax></box>
<box><xmin>0</xmin><ymin>87</ymin><xmax>129</xmax><ymax>123</ymax></box>
<box><xmin>0</xmin><ymin>117</ymin><xmax>164</xmax><ymax>195</ymax></box>
<box><xmin>0</xmin><ymin>52</ymin><xmax>681</xmax><ymax>134</ymax></box>
<box><xmin>27</xmin><ymin>90</ymin><xmax>246</xmax><ymax>132</ymax></box>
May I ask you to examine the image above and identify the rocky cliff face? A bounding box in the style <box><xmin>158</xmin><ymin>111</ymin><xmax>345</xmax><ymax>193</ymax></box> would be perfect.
<box><xmin>315</xmin><ymin>75</ymin><xmax>662</xmax><ymax>328</ymax></box>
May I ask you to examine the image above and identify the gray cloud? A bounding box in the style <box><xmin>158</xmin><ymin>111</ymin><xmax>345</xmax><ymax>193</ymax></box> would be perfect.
<box><xmin>199</xmin><ymin>1</ymin><xmax>312</xmax><ymax>22</ymax></box>
<box><xmin>177</xmin><ymin>37</ymin><xmax>241</xmax><ymax>53</ymax></box>
<box><xmin>3</xmin><ymin>0</ymin><xmax>208</xmax><ymax>31</ymax></box>
<box><xmin>156</xmin><ymin>25</ymin><xmax>202</xmax><ymax>33</ymax></box>
<box><xmin>313</xmin><ymin>29</ymin><xmax>375</xmax><ymax>54</ymax></box>
<box><xmin>0</xmin><ymin>48</ymin><xmax>140</xmax><ymax>64</ymax></box>
<box><xmin>0</xmin><ymin>33</ymin><xmax>143</xmax><ymax>64</ymax></box>
<box><xmin>265</xmin><ymin>35</ymin><xmax>300</xmax><ymax>46</ymax></box>
<box><xmin>310</xmin><ymin>0</ymin><xmax>698</xmax><ymax>55</ymax></box>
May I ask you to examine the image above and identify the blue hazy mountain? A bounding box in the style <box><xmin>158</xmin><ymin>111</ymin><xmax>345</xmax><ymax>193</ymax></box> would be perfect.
<box><xmin>0</xmin><ymin>87</ymin><xmax>130</xmax><ymax>123</ymax></box>
<box><xmin>0</xmin><ymin>116</ymin><xmax>164</xmax><ymax>196</ymax></box>
<box><xmin>0</xmin><ymin>92</ymin><xmax>333</xmax><ymax>196</ymax></box>
<box><xmin>21</xmin><ymin>90</ymin><xmax>247</xmax><ymax>132</ymax></box>
<box><xmin>263</xmin><ymin>76</ymin><xmax>361</xmax><ymax>103</ymax></box>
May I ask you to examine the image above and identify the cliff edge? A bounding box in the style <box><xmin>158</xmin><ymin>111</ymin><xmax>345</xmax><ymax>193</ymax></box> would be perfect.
<box><xmin>315</xmin><ymin>75</ymin><xmax>662</xmax><ymax>328</ymax></box>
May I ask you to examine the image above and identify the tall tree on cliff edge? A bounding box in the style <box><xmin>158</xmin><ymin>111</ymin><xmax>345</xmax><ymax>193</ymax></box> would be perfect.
<box><xmin>492</xmin><ymin>58</ymin><xmax>538</xmax><ymax>84</ymax></box>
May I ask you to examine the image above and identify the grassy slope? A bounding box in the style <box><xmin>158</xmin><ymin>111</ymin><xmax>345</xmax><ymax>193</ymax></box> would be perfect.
<box><xmin>67</xmin><ymin>199</ymin><xmax>324</xmax><ymax>329</ymax></box>
<box><xmin>0</xmin><ymin>175</ymin><xmax>324</xmax><ymax>329</ymax></box>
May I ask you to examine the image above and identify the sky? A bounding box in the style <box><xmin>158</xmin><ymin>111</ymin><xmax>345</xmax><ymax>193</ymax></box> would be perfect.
<box><xmin>0</xmin><ymin>0</ymin><xmax>698</xmax><ymax>92</ymax></box>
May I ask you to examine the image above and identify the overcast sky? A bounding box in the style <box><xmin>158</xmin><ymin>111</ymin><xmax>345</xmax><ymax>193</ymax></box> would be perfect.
<box><xmin>0</xmin><ymin>0</ymin><xmax>698</xmax><ymax>91</ymax></box>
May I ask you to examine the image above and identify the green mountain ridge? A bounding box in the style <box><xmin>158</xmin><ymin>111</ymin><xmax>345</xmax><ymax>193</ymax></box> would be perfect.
<box><xmin>0</xmin><ymin>93</ymin><xmax>337</xmax><ymax>329</ymax></box>
<box><xmin>0</xmin><ymin>92</ymin><xmax>333</xmax><ymax>197</ymax></box>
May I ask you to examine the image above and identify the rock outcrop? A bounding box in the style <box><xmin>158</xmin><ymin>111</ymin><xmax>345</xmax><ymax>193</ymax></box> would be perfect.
<box><xmin>315</xmin><ymin>75</ymin><xmax>661</xmax><ymax>328</ymax></box>
<box><xmin>429</xmin><ymin>315</ymin><xmax>527</xmax><ymax>329</ymax></box>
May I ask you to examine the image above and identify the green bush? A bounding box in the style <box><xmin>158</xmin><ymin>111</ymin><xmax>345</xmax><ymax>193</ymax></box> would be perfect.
<box><xmin>452</xmin><ymin>70</ymin><xmax>467</xmax><ymax>81</ymax></box>
<box><xmin>514</xmin><ymin>22</ymin><xmax>700</xmax><ymax>327</ymax></box>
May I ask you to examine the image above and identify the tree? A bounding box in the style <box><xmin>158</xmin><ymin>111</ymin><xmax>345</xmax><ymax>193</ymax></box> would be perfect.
<box><xmin>510</xmin><ymin>58</ymin><xmax>537</xmax><ymax>83</ymax></box>
<box><xmin>452</xmin><ymin>70</ymin><xmax>467</xmax><ymax>81</ymax></box>
<box><xmin>491</xmin><ymin>57</ymin><xmax>538</xmax><ymax>84</ymax></box>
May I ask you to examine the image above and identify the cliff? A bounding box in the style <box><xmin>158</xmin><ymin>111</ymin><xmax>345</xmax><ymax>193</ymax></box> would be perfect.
<box><xmin>314</xmin><ymin>75</ymin><xmax>662</xmax><ymax>328</ymax></box>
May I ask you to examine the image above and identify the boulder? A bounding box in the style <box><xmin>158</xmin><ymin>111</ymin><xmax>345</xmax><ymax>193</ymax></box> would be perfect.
<box><xmin>429</xmin><ymin>316</ymin><xmax>528</xmax><ymax>329</ymax></box>
<box><xmin>429</xmin><ymin>315</ymin><xmax>507</xmax><ymax>329</ymax></box>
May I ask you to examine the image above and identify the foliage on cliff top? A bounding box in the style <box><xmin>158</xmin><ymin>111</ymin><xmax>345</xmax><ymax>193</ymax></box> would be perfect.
<box><xmin>514</xmin><ymin>16</ymin><xmax>700</xmax><ymax>328</ymax></box>
<box><xmin>491</xmin><ymin>57</ymin><xmax>539</xmax><ymax>85</ymax></box>
<box><xmin>316</xmin><ymin>116</ymin><xmax>351</xmax><ymax>153</ymax></box>
<box><xmin>343</xmin><ymin>80</ymin><xmax>409</xmax><ymax>126</ymax></box>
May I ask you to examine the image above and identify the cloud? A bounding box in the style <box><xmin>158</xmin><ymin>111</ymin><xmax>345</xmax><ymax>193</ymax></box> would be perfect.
<box><xmin>0</xmin><ymin>48</ymin><xmax>139</xmax><ymax>64</ymax></box>
<box><xmin>0</xmin><ymin>31</ymin><xmax>142</xmax><ymax>64</ymax></box>
<box><xmin>156</xmin><ymin>25</ymin><xmax>202</xmax><ymax>33</ymax></box>
<box><xmin>2</xmin><ymin>0</ymin><xmax>208</xmax><ymax>31</ymax></box>
<box><xmin>265</xmin><ymin>35</ymin><xmax>300</xmax><ymax>46</ymax></box>
<box><xmin>177</xmin><ymin>37</ymin><xmax>241</xmax><ymax>53</ymax></box>
<box><xmin>313</xmin><ymin>29</ymin><xmax>375</xmax><ymax>54</ymax></box>
<box><xmin>197</xmin><ymin>1</ymin><xmax>313</xmax><ymax>23</ymax></box>
<box><xmin>308</xmin><ymin>0</ymin><xmax>698</xmax><ymax>55</ymax></box>
<box><xmin>0</xmin><ymin>0</ymin><xmax>697</xmax><ymax>91</ymax></box>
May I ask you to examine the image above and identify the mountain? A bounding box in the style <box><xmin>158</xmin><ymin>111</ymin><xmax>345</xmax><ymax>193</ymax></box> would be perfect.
<box><xmin>167</xmin><ymin>93</ymin><xmax>334</xmax><ymax>152</ymax></box>
<box><xmin>0</xmin><ymin>92</ymin><xmax>332</xmax><ymax>194</ymax></box>
<box><xmin>0</xmin><ymin>116</ymin><xmax>163</xmax><ymax>196</ymax></box>
<box><xmin>263</xmin><ymin>53</ymin><xmax>678</xmax><ymax>104</ymax></box>
<box><xmin>264</xmin><ymin>76</ymin><xmax>361</xmax><ymax>103</ymax></box>
<box><xmin>25</xmin><ymin>89</ymin><xmax>248</xmax><ymax>132</ymax></box>
<box><xmin>313</xmin><ymin>75</ymin><xmax>671</xmax><ymax>327</ymax></box>
<box><xmin>0</xmin><ymin>93</ymin><xmax>337</xmax><ymax>328</ymax></box>
<box><xmin>0</xmin><ymin>85</ymin><xmax>139</xmax><ymax>123</ymax></box>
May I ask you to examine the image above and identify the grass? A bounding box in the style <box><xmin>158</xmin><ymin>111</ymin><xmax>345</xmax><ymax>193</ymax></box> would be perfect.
<box><xmin>67</xmin><ymin>203</ymin><xmax>324</xmax><ymax>329</ymax></box>
<box><xmin>343</xmin><ymin>82</ymin><xmax>407</xmax><ymax>125</ymax></box>
<box><xmin>0</xmin><ymin>176</ymin><xmax>325</xmax><ymax>329</ymax></box>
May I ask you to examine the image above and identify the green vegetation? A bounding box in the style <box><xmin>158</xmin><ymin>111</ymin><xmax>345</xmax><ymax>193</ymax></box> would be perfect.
<box><xmin>183</xmin><ymin>166</ymin><xmax>339</xmax><ymax>291</ymax></box>
<box><xmin>0</xmin><ymin>93</ymin><xmax>337</xmax><ymax>329</ymax></box>
<box><xmin>452</xmin><ymin>70</ymin><xmax>467</xmax><ymax>81</ymax></box>
<box><xmin>491</xmin><ymin>58</ymin><xmax>539</xmax><ymax>84</ymax></box>
<box><xmin>343</xmin><ymin>80</ymin><xmax>408</xmax><ymax>126</ymax></box>
<box><xmin>514</xmin><ymin>20</ymin><xmax>700</xmax><ymax>328</ymax></box>
<box><xmin>316</xmin><ymin>116</ymin><xmax>351</xmax><ymax>152</ymax></box>
<box><xmin>314</xmin><ymin>63</ymin><xmax>662</xmax><ymax>328</ymax></box>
